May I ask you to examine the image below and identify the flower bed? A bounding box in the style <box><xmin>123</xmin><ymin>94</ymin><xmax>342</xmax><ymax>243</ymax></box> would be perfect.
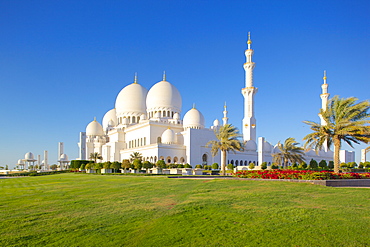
<box><xmin>234</xmin><ymin>170</ymin><xmax>370</xmax><ymax>180</ymax></box>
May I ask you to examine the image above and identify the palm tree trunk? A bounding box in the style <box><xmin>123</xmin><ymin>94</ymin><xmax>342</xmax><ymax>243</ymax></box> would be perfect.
<box><xmin>333</xmin><ymin>136</ymin><xmax>341</xmax><ymax>173</ymax></box>
<box><xmin>221</xmin><ymin>150</ymin><xmax>227</xmax><ymax>176</ymax></box>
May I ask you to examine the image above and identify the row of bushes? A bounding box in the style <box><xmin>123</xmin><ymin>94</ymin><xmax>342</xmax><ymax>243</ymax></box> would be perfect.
<box><xmin>1</xmin><ymin>170</ymin><xmax>69</xmax><ymax>177</ymax></box>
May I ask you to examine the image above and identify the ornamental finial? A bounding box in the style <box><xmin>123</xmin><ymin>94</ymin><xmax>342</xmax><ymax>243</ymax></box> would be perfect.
<box><xmin>192</xmin><ymin>103</ymin><xmax>196</xmax><ymax>109</ymax></box>
<box><xmin>163</xmin><ymin>71</ymin><xmax>166</xmax><ymax>81</ymax></box>
<box><xmin>247</xmin><ymin>32</ymin><xmax>252</xmax><ymax>46</ymax></box>
<box><xmin>134</xmin><ymin>73</ymin><xmax>138</xmax><ymax>84</ymax></box>
<box><xmin>323</xmin><ymin>70</ymin><xmax>327</xmax><ymax>83</ymax></box>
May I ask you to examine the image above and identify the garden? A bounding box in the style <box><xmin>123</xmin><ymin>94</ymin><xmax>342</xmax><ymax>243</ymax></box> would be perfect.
<box><xmin>1</xmin><ymin>173</ymin><xmax>369</xmax><ymax>247</ymax></box>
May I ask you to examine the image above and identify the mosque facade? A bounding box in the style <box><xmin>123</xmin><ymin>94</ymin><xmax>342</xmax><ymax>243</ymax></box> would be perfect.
<box><xmin>78</xmin><ymin>35</ymin><xmax>354</xmax><ymax>168</ymax></box>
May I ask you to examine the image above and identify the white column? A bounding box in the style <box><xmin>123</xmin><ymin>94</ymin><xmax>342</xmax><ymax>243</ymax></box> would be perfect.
<box><xmin>44</xmin><ymin>150</ymin><xmax>48</xmax><ymax>171</ymax></box>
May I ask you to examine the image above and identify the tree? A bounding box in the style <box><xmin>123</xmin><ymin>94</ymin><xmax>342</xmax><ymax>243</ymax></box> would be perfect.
<box><xmin>130</xmin><ymin>152</ymin><xmax>142</xmax><ymax>162</ymax></box>
<box><xmin>94</xmin><ymin>163</ymin><xmax>103</xmax><ymax>172</ymax></box>
<box><xmin>272</xmin><ymin>137</ymin><xmax>304</xmax><ymax>169</ymax></box>
<box><xmin>103</xmin><ymin>162</ymin><xmax>112</xmax><ymax>169</ymax></box>
<box><xmin>142</xmin><ymin>161</ymin><xmax>153</xmax><ymax>173</ymax></box>
<box><xmin>206</xmin><ymin>124</ymin><xmax>244</xmax><ymax>175</ymax></box>
<box><xmin>248</xmin><ymin>162</ymin><xmax>255</xmax><ymax>170</ymax></box>
<box><xmin>50</xmin><ymin>164</ymin><xmax>57</xmax><ymax>170</ymax></box>
<box><xmin>328</xmin><ymin>161</ymin><xmax>334</xmax><ymax>169</ymax></box>
<box><xmin>156</xmin><ymin>160</ymin><xmax>166</xmax><ymax>169</ymax></box>
<box><xmin>89</xmin><ymin>152</ymin><xmax>102</xmax><ymax>163</ymax></box>
<box><xmin>227</xmin><ymin>163</ymin><xmax>234</xmax><ymax>170</ymax></box>
<box><xmin>319</xmin><ymin>160</ymin><xmax>327</xmax><ymax>169</ymax></box>
<box><xmin>121</xmin><ymin>159</ymin><xmax>131</xmax><ymax>173</ymax></box>
<box><xmin>309</xmin><ymin>159</ymin><xmax>318</xmax><ymax>169</ymax></box>
<box><xmin>111</xmin><ymin>162</ymin><xmax>121</xmax><ymax>173</ymax></box>
<box><xmin>304</xmin><ymin>96</ymin><xmax>370</xmax><ymax>173</ymax></box>
<box><xmin>132</xmin><ymin>159</ymin><xmax>143</xmax><ymax>171</ymax></box>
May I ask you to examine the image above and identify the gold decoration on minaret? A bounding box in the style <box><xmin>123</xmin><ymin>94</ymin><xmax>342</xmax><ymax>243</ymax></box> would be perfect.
<box><xmin>247</xmin><ymin>32</ymin><xmax>252</xmax><ymax>45</ymax></box>
<box><xmin>134</xmin><ymin>73</ymin><xmax>138</xmax><ymax>84</ymax></box>
<box><xmin>323</xmin><ymin>70</ymin><xmax>327</xmax><ymax>83</ymax></box>
<box><xmin>163</xmin><ymin>71</ymin><xmax>167</xmax><ymax>81</ymax></box>
<box><xmin>192</xmin><ymin>103</ymin><xmax>196</xmax><ymax>109</ymax></box>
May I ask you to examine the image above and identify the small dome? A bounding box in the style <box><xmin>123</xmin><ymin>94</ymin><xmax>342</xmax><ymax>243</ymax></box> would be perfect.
<box><xmin>183</xmin><ymin>108</ymin><xmax>205</xmax><ymax>129</ymax></box>
<box><xmin>59</xmin><ymin>154</ymin><xmax>69</xmax><ymax>161</ymax></box>
<box><xmin>161</xmin><ymin>128</ymin><xmax>175</xmax><ymax>144</ymax></box>
<box><xmin>262</xmin><ymin>141</ymin><xmax>273</xmax><ymax>153</ymax></box>
<box><xmin>115</xmin><ymin>83</ymin><xmax>148</xmax><ymax>116</ymax></box>
<box><xmin>24</xmin><ymin>152</ymin><xmax>35</xmax><ymax>160</ymax></box>
<box><xmin>102</xmin><ymin>109</ymin><xmax>117</xmax><ymax>129</ymax></box>
<box><xmin>173</xmin><ymin>112</ymin><xmax>180</xmax><ymax>120</ymax></box>
<box><xmin>272</xmin><ymin>144</ymin><xmax>280</xmax><ymax>154</ymax></box>
<box><xmin>86</xmin><ymin>119</ymin><xmax>104</xmax><ymax>136</ymax></box>
<box><xmin>146</xmin><ymin>80</ymin><xmax>182</xmax><ymax>114</ymax></box>
<box><xmin>213</xmin><ymin>119</ymin><xmax>219</xmax><ymax>126</ymax></box>
<box><xmin>18</xmin><ymin>159</ymin><xmax>24</xmax><ymax>165</ymax></box>
<box><xmin>305</xmin><ymin>149</ymin><xmax>316</xmax><ymax>157</ymax></box>
<box><xmin>245</xmin><ymin>140</ymin><xmax>257</xmax><ymax>151</ymax></box>
<box><xmin>108</xmin><ymin>119</ymin><xmax>115</xmax><ymax>127</ymax></box>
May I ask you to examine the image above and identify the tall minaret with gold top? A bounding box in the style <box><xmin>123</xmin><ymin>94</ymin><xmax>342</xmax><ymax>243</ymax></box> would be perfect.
<box><xmin>241</xmin><ymin>32</ymin><xmax>257</xmax><ymax>143</ymax></box>
<box><xmin>320</xmin><ymin>70</ymin><xmax>329</xmax><ymax>124</ymax></box>
<box><xmin>319</xmin><ymin>70</ymin><xmax>330</xmax><ymax>151</ymax></box>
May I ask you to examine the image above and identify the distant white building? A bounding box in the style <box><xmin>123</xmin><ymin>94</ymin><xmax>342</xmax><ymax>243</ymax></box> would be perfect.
<box><xmin>78</xmin><ymin>34</ymin><xmax>354</xmax><ymax>167</ymax></box>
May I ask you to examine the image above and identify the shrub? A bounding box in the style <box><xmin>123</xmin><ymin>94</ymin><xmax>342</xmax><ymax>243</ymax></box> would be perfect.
<box><xmin>227</xmin><ymin>163</ymin><xmax>234</xmax><ymax>170</ymax></box>
<box><xmin>212</xmin><ymin>163</ymin><xmax>219</xmax><ymax>170</ymax></box>
<box><xmin>184</xmin><ymin>163</ymin><xmax>192</xmax><ymax>168</ymax></box>
<box><xmin>328</xmin><ymin>161</ymin><xmax>334</xmax><ymax>169</ymax></box>
<box><xmin>156</xmin><ymin>160</ymin><xmax>167</xmax><ymax>169</ymax></box>
<box><xmin>319</xmin><ymin>160</ymin><xmax>327</xmax><ymax>169</ymax></box>
<box><xmin>248</xmin><ymin>163</ymin><xmax>255</xmax><ymax>170</ymax></box>
<box><xmin>309</xmin><ymin>159</ymin><xmax>318</xmax><ymax>169</ymax></box>
<box><xmin>298</xmin><ymin>162</ymin><xmax>307</xmax><ymax>169</ymax></box>
<box><xmin>271</xmin><ymin>163</ymin><xmax>279</xmax><ymax>169</ymax></box>
<box><xmin>261</xmin><ymin>162</ymin><xmax>268</xmax><ymax>170</ymax></box>
<box><xmin>195</xmin><ymin>164</ymin><xmax>202</xmax><ymax>169</ymax></box>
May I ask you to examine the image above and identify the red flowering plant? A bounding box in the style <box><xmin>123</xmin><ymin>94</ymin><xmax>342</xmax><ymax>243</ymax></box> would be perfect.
<box><xmin>234</xmin><ymin>170</ymin><xmax>370</xmax><ymax>180</ymax></box>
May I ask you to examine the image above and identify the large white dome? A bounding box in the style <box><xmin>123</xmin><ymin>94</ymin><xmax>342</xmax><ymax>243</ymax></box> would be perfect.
<box><xmin>102</xmin><ymin>108</ymin><xmax>117</xmax><ymax>129</ymax></box>
<box><xmin>115</xmin><ymin>82</ymin><xmax>148</xmax><ymax>116</ymax></box>
<box><xmin>183</xmin><ymin>107</ymin><xmax>205</xmax><ymax>129</ymax></box>
<box><xmin>146</xmin><ymin>79</ymin><xmax>182</xmax><ymax>115</ymax></box>
<box><xmin>86</xmin><ymin>119</ymin><xmax>104</xmax><ymax>136</ymax></box>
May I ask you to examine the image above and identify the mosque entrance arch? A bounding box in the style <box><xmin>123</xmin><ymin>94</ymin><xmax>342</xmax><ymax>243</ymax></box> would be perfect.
<box><xmin>202</xmin><ymin>154</ymin><xmax>208</xmax><ymax>166</ymax></box>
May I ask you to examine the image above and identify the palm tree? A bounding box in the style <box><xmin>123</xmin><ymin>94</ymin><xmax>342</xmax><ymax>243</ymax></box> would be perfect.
<box><xmin>206</xmin><ymin>124</ymin><xmax>244</xmax><ymax>175</ymax></box>
<box><xmin>89</xmin><ymin>152</ymin><xmax>102</xmax><ymax>163</ymax></box>
<box><xmin>303</xmin><ymin>96</ymin><xmax>370</xmax><ymax>173</ymax></box>
<box><xmin>272</xmin><ymin>137</ymin><xmax>304</xmax><ymax>168</ymax></box>
<box><xmin>130</xmin><ymin>152</ymin><xmax>143</xmax><ymax>162</ymax></box>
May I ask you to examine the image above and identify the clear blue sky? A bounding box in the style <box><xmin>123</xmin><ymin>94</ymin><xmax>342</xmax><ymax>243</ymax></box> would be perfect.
<box><xmin>1</xmin><ymin>0</ymin><xmax>369</xmax><ymax>168</ymax></box>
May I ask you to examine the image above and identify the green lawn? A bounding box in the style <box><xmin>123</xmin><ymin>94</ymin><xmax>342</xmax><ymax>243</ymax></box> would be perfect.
<box><xmin>0</xmin><ymin>174</ymin><xmax>369</xmax><ymax>247</ymax></box>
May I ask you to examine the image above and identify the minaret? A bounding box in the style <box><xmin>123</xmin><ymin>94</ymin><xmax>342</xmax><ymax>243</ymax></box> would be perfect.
<box><xmin>319</xmin><ymin>71</ymin><xmax>330</xmax><ymax>151</ymax></box>
<box><xmin>320</xmin><ymin>70</ymin><xmax>329</xmax><ymax>122</ymax></box>
<box><xmin>222</xmin><ymin>102</ymin><xmax>228</xmax><ymax>126</ymax></box>
<box><xmin>241</xmin><ymin>32</ymin><xmax>257</xmax><ymax>142</ymax></box>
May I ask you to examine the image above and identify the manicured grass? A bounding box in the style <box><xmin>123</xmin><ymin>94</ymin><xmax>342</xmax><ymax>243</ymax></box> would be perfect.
<box><xmin>0</xmin><ymin>174</ymin><xmax>369</xmax><ymax>246</ymax></box>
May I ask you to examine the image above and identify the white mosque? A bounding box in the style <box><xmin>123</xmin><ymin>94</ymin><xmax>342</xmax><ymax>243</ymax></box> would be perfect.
<box><xmin>78</xmin><ymin>34</ymin><xmax>354</xmax><ymax>168</ymax></box>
